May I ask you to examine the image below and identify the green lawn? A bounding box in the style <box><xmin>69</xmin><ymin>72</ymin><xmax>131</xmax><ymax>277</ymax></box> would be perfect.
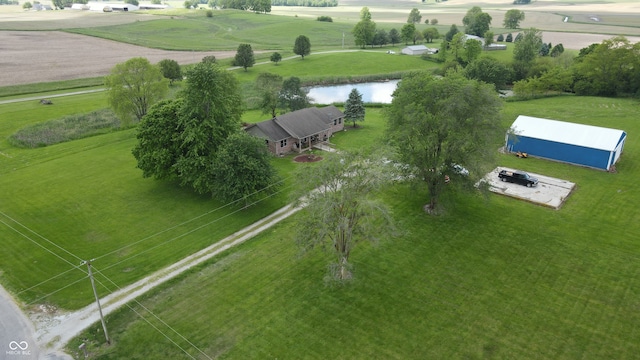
<box><xmin>0</xmin><ymin>1</ymin><xmax>638</xmax><ymax>357</ymax></box>
<box><xmin>52</xmin><ymin>95</ymin><xmax>640</xmax><ymax>359</ymax></box>
<box><xmin>1</xmin><ymin>24</ymin><xmax>639</xmax><ymax>357</ymax></box>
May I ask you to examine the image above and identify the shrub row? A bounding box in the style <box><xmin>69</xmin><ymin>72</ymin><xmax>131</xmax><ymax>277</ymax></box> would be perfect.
<box><xmin>10</xmin><ymin>109</ymin><xmax>122</xmax><ymax>148</ymax></box>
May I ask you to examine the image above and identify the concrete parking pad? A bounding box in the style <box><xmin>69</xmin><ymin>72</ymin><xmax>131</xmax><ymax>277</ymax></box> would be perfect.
<box><xmin>484</xmin><ymin>167</ymin><xmax>576</xmax><ymax>209</ymax></box>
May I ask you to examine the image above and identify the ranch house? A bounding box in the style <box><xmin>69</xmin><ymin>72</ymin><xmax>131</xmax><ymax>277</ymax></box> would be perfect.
<box><xmin>245</xmin><ymin>106</ymin><xmax>345</xmax><ymax>156</ymax></box>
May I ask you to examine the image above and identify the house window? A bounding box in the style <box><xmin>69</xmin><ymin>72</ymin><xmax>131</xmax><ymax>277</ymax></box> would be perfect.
<box><xmin>333</xmin><ymin>119</ymin><xmax>337</xmax><ymax>125</ymax></box>
<box><xmin>339</xmin><ymin>118</ymin><xmax>342</xmax><ymax>124</ymax></box>
<box><xmin>280</xmin><ymin>139</ymin><xmax>287</xmax><ymax>148</ymax></box>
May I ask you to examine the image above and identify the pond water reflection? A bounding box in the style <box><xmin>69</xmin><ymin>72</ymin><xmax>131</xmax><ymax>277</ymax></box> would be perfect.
<box><xmin>308</xmin><ymin>80</ymin><xmax>399</xmax><ymax>104</ymax></box>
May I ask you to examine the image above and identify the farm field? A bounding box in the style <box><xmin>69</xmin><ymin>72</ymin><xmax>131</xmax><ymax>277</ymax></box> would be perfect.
<box><xmin>1</xmin><ymin>0</ymin><xmax>640</xmax><ymax>358</ymax></box>
<box><xmin>62</xmin><ymin>96</ymin><xmax>640</xmax><ymax>358</ymax></box>
<box><xmin>2</xmin><ymin>0</ymin><xmax>640</xmax><ymax>87</ymax></box>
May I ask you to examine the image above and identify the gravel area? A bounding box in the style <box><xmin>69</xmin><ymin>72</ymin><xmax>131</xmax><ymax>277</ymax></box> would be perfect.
<box><xmin>485</xmin><ymin>167</ymin><xmax>576</xmax><ymax>210</ymax></box>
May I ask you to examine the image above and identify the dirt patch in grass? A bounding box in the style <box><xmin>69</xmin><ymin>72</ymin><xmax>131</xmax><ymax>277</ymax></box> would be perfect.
<box><xmin>293</xmin><ymin>154</ymin><xmax>324</xmax><ymax>163</ymax></box>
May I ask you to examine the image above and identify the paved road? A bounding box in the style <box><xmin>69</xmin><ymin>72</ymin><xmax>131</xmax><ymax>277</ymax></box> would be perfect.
<box><xmin>0</xmin><ymin>285</ymin><xmax>39</xmax><ymax>360</ymax></box>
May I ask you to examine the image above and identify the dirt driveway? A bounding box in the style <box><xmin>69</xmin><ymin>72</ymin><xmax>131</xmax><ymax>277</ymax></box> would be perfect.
<box><xmin>0</xmin><ymin>31</ymin><xmax>235</xmax><ymax>87</ymax></box>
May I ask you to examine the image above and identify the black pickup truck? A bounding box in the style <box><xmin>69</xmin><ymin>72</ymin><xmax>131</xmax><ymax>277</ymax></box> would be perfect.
<box><xmin>498</xmin><ymin>169</ymin><xmax>538</xmax><ymax>187</ymax></box>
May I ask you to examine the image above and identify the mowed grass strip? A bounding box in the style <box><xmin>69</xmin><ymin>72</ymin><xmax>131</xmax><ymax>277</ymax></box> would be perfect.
<box><xmin>67</xmin><ymin>96</ymin><xmax>640</xmax><ymax>358</ymax></box>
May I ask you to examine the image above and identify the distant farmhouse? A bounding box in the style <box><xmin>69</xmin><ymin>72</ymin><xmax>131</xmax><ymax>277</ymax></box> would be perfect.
<box><xmin>245</xmin><ymin>106</ymin><xmax>345</xmax><ymax>156</ymax></box>
<box><xmin>401</xmin><ymin>36</ymin><xmax>505</xmax><ymax>55</ymax></box>
<box><xmin>74</xmin><ymin>2</ymin><xmax>171</xmax><ymax>11</ymax></box>
<box><xmin>464</xmin><ymin>34</ymin><xmax>507</xmax><ymax>51</ymax></box>
<box><xmin>32</xmin><ymin>3</ymin><xmax>53</xmax><ymax>10</ymax></box>
<box><xmin>506</xmin><ymin>115</ymin><xmax>627</xmax><ymax>171</ymax></box>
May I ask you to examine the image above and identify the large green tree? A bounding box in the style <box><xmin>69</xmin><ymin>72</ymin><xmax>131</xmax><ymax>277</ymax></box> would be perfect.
<box><xmin>449</xmin><ymin>32</ymin><xmax>466</xmax><ymax>64</ymax></box>
<box><xmin>270</xmin><ymin>52</ymin><xmax>282</xmax><ymax>65</ymax></box>
<box><xmin>256</xmin><ymin>72</ymin><xmax>283</xmax><ymax>118</ymax></box>
<box><xmin>234</xmin><ymin>43</ymin><xmax>255</xmax><ymax>71</ymax></box>
<box><xmin>373</xmin><ymin>29</ymin><xmax>389</xmax><ymax>47</ymax></box>
<box><xmin>483</xmin><ymin>30</ymin><xmax>494</xmax><ymax>47</ymax></box>
<box><xmin>293</xmin><ymin>35</ymin><xmax>311</xmax><ymax>59</ymax></box>
<box><xmin>158</xmin><ymin>59</ymin><xmax>182</xmax><ymax>85</ymax></box>
<box><xmin>400</xmin><ymin>23</ymin><xmax>416</xmax><ymax>45</ymax></box>
<box><xmin>422</xmin><ymin>27</ymin><xmax>440</xmax><ymax>43</ymax></box>
<box><xmin>503</xmin><ymin>9</ymin><xmax>525</xmax><ymax>29</ymax></box>
<box><xmin>573</xmin><ymin>37</ymin><xmax>640</xmax><ymax>96</ymax></box>
<box><xmin>464</xmin><ymin>57</ymin><xmax>512</xmax><ymax>90</ymax></box>
<box><xmin>389</xmin><ymin>28</ymin><xmax>400</xmax><ymax>45</ymax></box>
<box><xmin>407</xmin><ymin>8</ymin><xmax>422</xmax><ymax>24</ymax></box>
<box><xmin>293</xmin><ymin>150</ymin><xmax>395</xmax><ymax>281</ymax></box>
<box><xmin>463</xmin><ymin>39</ymin><xmax>483</xmax><ymax>64</ymax></box>
<box><xmin>212</xmin><ymin>132</ymin><xmax>279</xmax><ymax>204</ymax></box>
<box><xmin>513</xmin><ymin>28</ymin><xmax>543</xmax><ymax>63</ymax></box>
<box><xmin>359</xmin><ymin>6</ymin><xmax>371</xmax><ymax>21</ymax></box>
<box><xmin>353</xmin><ymin>20</ymin><xmax>376</xmax><ymax>48</ymax></box>
<box><xmin>105</xmin><ymin>57</ymin><xmax>168</xmax><ymax>126</ymax></box>
<box><xmin>386</xmin><ymin>72</ymin><xmax>503</xmax><ymax>213</ymax></box>
<box><xmin>278</xmin><ymin>76</ymin><xmax>310</xmax><ymax>113</ymax></box>
<box><xmin>177</xmin><ymin>62</ymin><xmax>243</xmax><ymax>193</ymax></box>
<box><xmin>462</xmin><ymin>6</ymin><xmax>492</xmax><ymax>37</ymax></box>
<box><xmin>343</xmin><ymin>88</ymin><xmax>365</xmax><ymax>128</ymax></box>
<box><xmin>132</xmin><ymin>99</ymin><xmax>183</xmax><ymax>181</ymax></box>
<box><xmin>133</xmin><ymin>61</ymin><xmax>244</xmax><ymax>196</ymax></box>
<box><xmin>445</xmin><ymin>24</ymin><xmax>460</xmax><ymax>42</ymax></box>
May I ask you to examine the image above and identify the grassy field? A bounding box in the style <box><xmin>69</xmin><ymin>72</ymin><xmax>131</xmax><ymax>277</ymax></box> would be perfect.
<box><xmin>62</xmin><ymin>95</ymin><xmax>640</xmax><ymax>359</ymax></box>
<box><xmin>65</xmin><ymin>10</ymin><xmax>360</xmax><ymax>51</ymax></box>
<box><xmin>2</xmin><ymin>51</ymin><xmax>638</xmax><ymax>360</ymax></box>
<box><xmin>1</xmin><ymin>1</ymin><xmax>639</xmax><ymax>358</ymax></box>
<box><xmin>0</xmin><ymin>51</ymin><xmax>435</xmax><ymax>310</ymax></box>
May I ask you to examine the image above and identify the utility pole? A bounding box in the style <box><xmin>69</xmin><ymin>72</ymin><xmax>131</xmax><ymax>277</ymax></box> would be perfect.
<box><xmin>82</xmin><ymin>260</ymin><xmax>111</xmax><ymax>345</ymax></box>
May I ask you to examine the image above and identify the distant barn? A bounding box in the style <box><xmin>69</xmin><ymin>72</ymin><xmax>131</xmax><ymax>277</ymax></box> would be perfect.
<box><xmin>506</xmin><ymin>115</ymin><xmax>627</xmax><ymax>171</ymax></box>
<box><xmin>401</xmin><ymin>45</ymin><xmax>437</xmax><ymax>56</ymax></box>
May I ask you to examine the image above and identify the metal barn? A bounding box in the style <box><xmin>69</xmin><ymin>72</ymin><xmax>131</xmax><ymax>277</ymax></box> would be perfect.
<box><xmin>506</xmin><ymin>115</ymin><xmax>627</xmax><ymax>171</ymax></box>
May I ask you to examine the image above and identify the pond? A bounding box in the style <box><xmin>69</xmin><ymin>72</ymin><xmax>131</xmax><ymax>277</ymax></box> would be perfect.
<box><xmin>308</xmin><ymin>80</ymin><xmax>399</xmax><ymax>104</ymax></box>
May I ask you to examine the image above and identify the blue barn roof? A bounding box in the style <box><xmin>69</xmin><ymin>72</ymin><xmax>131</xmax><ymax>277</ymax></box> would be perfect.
<box><xmin>506</xmin><ymin>116</ymin><xmax>626</xmax><ymax>170</ymax></box>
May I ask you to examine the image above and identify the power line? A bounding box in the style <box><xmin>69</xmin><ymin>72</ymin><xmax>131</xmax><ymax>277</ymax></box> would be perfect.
<box><xmin>92</xmin><ymin>268</ymin><xmax>211</xmax><ymax>359</ymax></box>
<box><xmin>99</xmin><ymin>183</ymin><xmax>293</xmax><ymax>274</ymax></box>
<box><xmin>0</xmin><ymin>216</ymin><xmax>82</xmax><ymax>268</ymax></box>
<box><xmin>94</xmin><ymin>176</ymin><xmax>290</xmax><ymax>262</ymax></box>
<box><xmin>1</xmin><ymin>177</ymin><xmax>290</xmax><ymax>298</ymax></box>
<box><xmin>17</xmin><ymin>265</ymin><xmax>82</xmax><ymax>295</ymax></box>
<box><xmin>26</xmin><ymin>276</ymin><xmax>87</xmax><ymax>306</ymax></box>
<box><xmin>0</xmin><ymin>210</ymin><xmax>83</xmax><ymax>263</ymax></box>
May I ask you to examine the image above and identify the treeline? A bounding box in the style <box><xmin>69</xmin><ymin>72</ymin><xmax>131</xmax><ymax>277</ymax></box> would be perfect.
<box><xmin>272</xmin><ymin>0</ymin><xmax>337</xmax><ymax>7</ymax></box>
<box><xmin>513</xmin><ymin>36</ymin><xmax>640</xmax><ymax>98</ymax></box>
<box><xmin>220</xmin><ymin>0</ymin><xmax>271</xmax><ymax>12</ymax></box>
<box><xmin>0</xmin><ymin>0</ymin><xmax>19</xmax><ymax>4</ymax></box>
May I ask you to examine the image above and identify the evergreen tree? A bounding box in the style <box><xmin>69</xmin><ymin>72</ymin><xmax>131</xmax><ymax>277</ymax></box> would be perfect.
<box><xmin>344</xmin><ymin>88</ymin><xmax>365</xmax><ymax>127</ymax></box>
